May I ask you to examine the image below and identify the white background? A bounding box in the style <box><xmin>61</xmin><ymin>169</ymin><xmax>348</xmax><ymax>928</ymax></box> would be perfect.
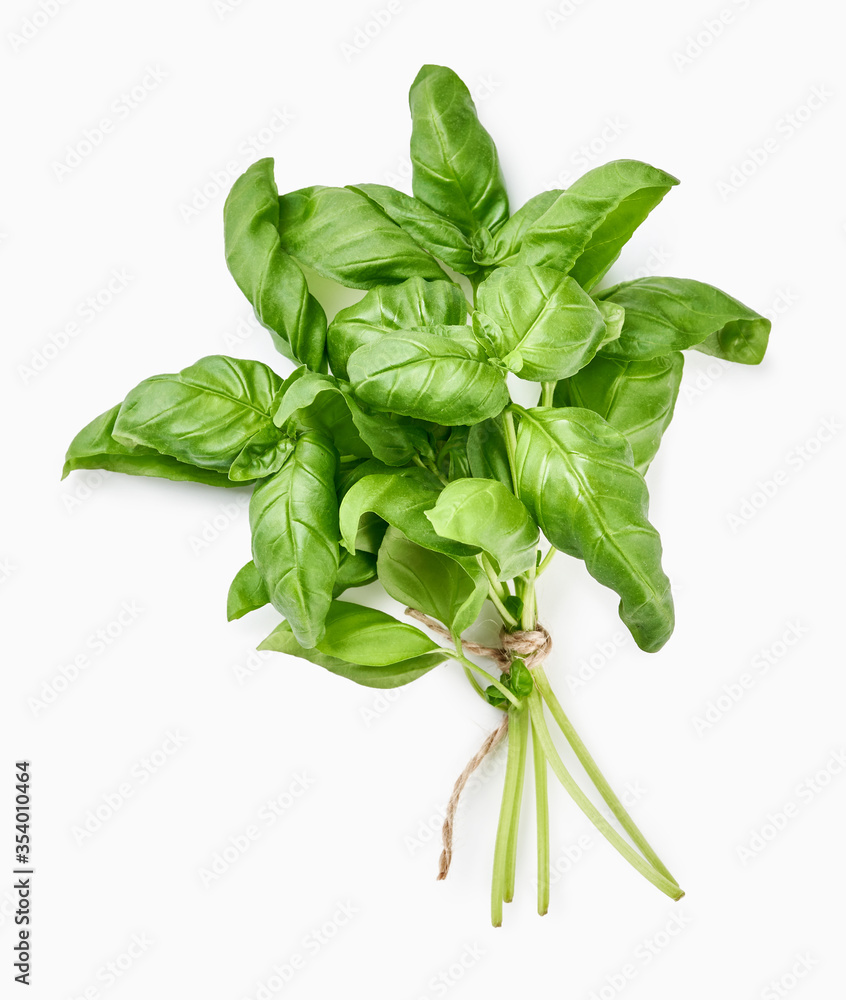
<box><xmin>2</xmin><ymin>0</ymin><xmax>844</xmax><ymax>997</ymax></box>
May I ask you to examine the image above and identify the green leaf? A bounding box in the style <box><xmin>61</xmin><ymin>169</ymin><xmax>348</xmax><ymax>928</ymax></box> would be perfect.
<box><xmin>327</xmin><ymin>277</ymin><xmax>467</xmax><ymax>380</ymax></box>
<box><xmin>336</xmin><ymin>458</ymin><xmax>429</xmax><ymax>555</ymax></box>
<box><xmin>409</xmin><ymin>64</ymin><xmax>509</xmax><ymax>237</ymax></box>
<box><xmin>595</xmin><ymin>276</ymin><xmax>771</xmax><ymax>364</ymax></box>
<box><xmin>224</xmin><ymin>158</ymin><xmax>327</xmax><ymax>371</ymax></box>
<box><xmin>333</xmin><ymin>548</ymin><xmax>378</xmax><ymax>597</ymax></box>
<box><xmin>276</xmin><ymin>185</ymin><xmax>446</xmax><ymax>289</ymax></box>
<box><xmin>508</xmin><ymin>659</ymin><xmax>534</xmax><ymax>698</ymax></box>
<box><xmin>439</xmin><ymin>425</ymin><xmax>471</xmax><ymax>481</ymax></box>
<box><xmin>517</xmin><ymin>160</ymin><xmax>679</xmax><ymax>290</ymax></box>
<box><xmin>258</xmin><ymin>613</ymin><xmax>447</xmax><ymax>689</ymax></box>
<box><xmin>466</xmin><ymin>418</ymin><xmax>512</xmax><ymax>489</ymax></box>
<box><xmin>423</xmin><ymin>323</ymin><xmax>486</xmax><ymax>355</ymax></box>
<box><xmin>350</xmin><ymin>184</ymin><xmax>477</xmax><ymax>274</ymax></box>
<box><xmin>307</xmin><ymin>599</ymin><xmax>442</xmax><ymax>665</ymax></box>
<box><xmin>503</xmin><ymin>593</ymin><xmax>524</xmax><ymax>624</ymax></box>
<box><xmin>339</xmin><ymin>473</ymin><xmax>478</xmax><ymax>559</ymax></box>
<box><xmin>227</xmin><ymin>561</ymin><xmax>270</xmax><ymax>620</ymax></box>
<box><xmin>483</xmin><ymin>658</ymin><xmax>533</xmax><ymax>709</ymax></box>
<box><xmin>273</xmin><ymin>368</ymin><xmax>427</xmax><ymax>466</ymax></box>
<box><xmin>112</xmin><ymin>356</ymin><xmax>286</xmax><ymax>475</ymax></box>
<box><xmin>272</xmin><ymin>368</ymin><xmax>370</xmax><ymax>459</ymax></box>
<box><xmin>596</xmin><ymin>300</ymin><xmax>625</xmax><ymax>347</ymax></box>
<box><xmin>376</xmin><ymin>526</ymin><xmax>488</xmax><ymax>635</ymax></box>
<box><xmin>513</xmin><ymin>407</ymin><xmax>674</xmax><ymax>652</ymax></box>
<box><xmin>229</xmin><ymin>426</ymin><xmax>293</xmax><ymax>482</ymax></box>
<box><xmin>476</xmin><ymin>265</ymin><xmax>607</xmax><ymax>381</ymax></box>
<box><xmin>348</xmin><ymin>329</ymin><xmax>509</xmax><ymax>426</ymax></box>
<box><xmin>62</xmin><ymin>405</ymin><xmax>243</xmax><ymax>488</ymax></box>
<box><xmin>426</xmin><ymin>479</ymin><xmax>538</xmax><ymax>580</ymax></box>
<box><xmin>554</xmin><ymin>353</ymin><xmax>684</xmax><ymax>474</ymax></box>
<box><xmin>249</xmin><ymin>431</ymin><xmax>340</xmax><ymax>647</ymax></box>
<box><xmin>484</xmin><ymin>190</ymin><xmax>562</xmax><ymax>266</ymax></box>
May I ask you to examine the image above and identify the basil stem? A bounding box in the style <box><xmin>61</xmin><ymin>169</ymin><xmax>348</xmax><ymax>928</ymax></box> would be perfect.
<box><xmin>491</xmin><ymin>703</ymin><xmax>528</xmax><ymax>926</ymax></box>
<box><xmin>532</xmin><ymin>665</ymin><xmax>679</xmax><ymax>887</ymax></box>
<box><xmin>531</xmin><ymin>717</ymin><xmax>550</xmax><ymax>916</ymax></box>
<box><xmin>527</xmin><ymin>688</ymin><xmax>683</xmax><ymax>900</ymax></box>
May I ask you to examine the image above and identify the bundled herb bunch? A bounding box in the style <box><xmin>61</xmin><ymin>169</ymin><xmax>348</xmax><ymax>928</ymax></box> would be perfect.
<box><xmin>64</xmin><ymin>64</ymin><xmax>770</xmax><ymax>924</ymax></box>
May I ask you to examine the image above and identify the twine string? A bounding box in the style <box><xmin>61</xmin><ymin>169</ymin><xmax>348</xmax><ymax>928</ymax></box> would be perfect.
<box><xmin>404</xmin><ymin>608</ymin><xmax>552</xmax><ymax>879</ymax></box>
<box><xmin>436</xmin><ymin>714</ymin><xmax>509</xmax><ymax>880</ymax></box>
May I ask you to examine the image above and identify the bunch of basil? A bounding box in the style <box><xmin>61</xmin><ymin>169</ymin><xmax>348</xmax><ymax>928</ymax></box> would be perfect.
<box><xmin>63</xmin><ymin>64</ymin><xmax>769</xmax><ymax>923</ymax></box>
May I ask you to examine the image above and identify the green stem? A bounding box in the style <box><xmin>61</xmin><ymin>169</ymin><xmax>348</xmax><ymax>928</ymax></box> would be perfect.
<box><xmin>520</xmin><ymin>565</ymin><xmax>537</xmax><ymax>631</ymax></box>
<box><xmin>540</xmin><ymin>381</ymin><xmax>556</xmax><ymax>407</ymax></box>
<box><xmin>531</xmin><ymin>716</ymin><xmax>550</xmax><ymax>916</ymax></box>
<box><xmin>461</xmin><ymin>664</ymin><xmax>487</xmax><ymax>702</ymax></box>
<box><xmin>413</xmin><ymin>454</ymin><xmax>448</xmax><ymax>487</ymax></box>
<box><xmin>488</xmin><ymin>586</ymin><xmax>519</xmax><ymax>629</ymax></box>
<box><xmin>480</xmin><ymin>555</ymin><xmax>508</xmax><ymax>600</ymax></box>
<box><xmin>448</xmin><ymin>651</ymin><xmax>521</xmax><ymax>710</ymax></box>
<box><xmin>502</xmin><ymin>410</ymin><xmax>519</xmax><ymax>496</ymax></box>
<box><xmin>527</xmin><ymin>688</ymin><xmax>683</xmax><ymax>901</ymax></box>
<box><xmin>532</xmin><ymin>666</ymin><xmax>679</xmax><ymax>887</ymax></box>
<box><xmin>503</xmin><ymin>706</ymin><xmax>529</xmax><ymax>903</ymax></box>
<box><xmin>479</xmin><ymin>558</ymin><xmax>519</xmax><ymax>628</ymax></box>
<box><xmin>491</xmin><ymin>704</ymin><xmax>526</xmax><ymax>926</ymax></box>
<box><xmin>537</xmin><ymin>546</ymin><xmax>556</xmax><ymax>576</ymax></box>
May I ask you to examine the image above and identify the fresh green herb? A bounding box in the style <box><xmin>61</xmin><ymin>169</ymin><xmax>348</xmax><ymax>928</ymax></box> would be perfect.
<box><xmin>63</xmin><ymin>64</ymin><xmax>770</xmax><ymax>925</ymax></box>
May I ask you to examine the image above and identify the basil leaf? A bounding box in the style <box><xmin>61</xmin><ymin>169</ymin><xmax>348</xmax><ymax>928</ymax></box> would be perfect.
<box><xmin>249</xmin><ymin>431</ymin><xmax>340</xmax><ymax>648</ymax></box>
<box><xmin>518</xmin><ymin>160</ymin><xmax>679</xmax><ymax>290</ymax></box>
<box><xmin>350</xmin><ymin>184</ymin><xmax>476</xmax><ymax>274</ymax></box>
<box><xmin>513</xmin><ymin>407</ymin><xmax>674</xmax><ymax>652</ymax></box>
<box><xmin>333</xmin><ymin>548</ymin><xmax>378</xmax><ymax>597</ymax></box>
<box><xmin>349</xmin><ymin>513</ymin><xmax>387</xmax><ymax>556</ymax></box>
<box><xmin>62</xmin><ymin>405</ymin><xmax>242</xmax><ymax>488</ymax></box>
<box><xmin>229</xmin><ymin>427</ymin><xmax>293</xmax><ymax>482</ymax></box>
<box><xmin>224</xmin><ymin>158</ymin><xmax>327</xmax><ymax>371</ymax></box>
<box><xmin>467</xmin><ymin>417</ymin><xmax>512</xmax><ymax>488</ymax></box>
<box><xmin>476</xmin><ymin>265</ymin><xmax>607</xmax><ymax>381</ymax></box>
<box><xmin>272</xmin><ymin>368</ymin><xmax>370</xmax><ymax>459</ymax></box>
<box><xmin>258</xmin><ymin>613</ymin><xmax>447</xmax><ymax>689</ymax></box>
<box><xmin>595</xmin><ymin>277</ymin><xmax>771</xmax><ymax>364</ymax></box>
<box><xmin>312</xmin><ymin>600</ymin><xmax>441</xmax><ymax>664</ymax></box>
<box><xmin>596</xmin><ymin>300</ymin><xmax>625</xmax><ymax>347</ymax></box>
<box><xmin>409</xmin><ymin>64</ymin><xmax>509</xmax><ymax>237</ymax></box>
<box><xmin>336</xmin><ymin>457</ymin><xmax>413</xmax><ymax>495</ymax></box>
<box><xmin>339</xmin><ymin>473</ymin><xmax>477</xmax><ymax>559</ymax></box>
<box><xmin>422</xmin><ymin>323</ymin><xmax>485</xmax><ymax>355</ymax></box>
<box><xmin>348</xmin><ymin>329</ymin><xmax>509</xmax><ymax>425</ymax></box>
<box><xmin>227</xmin><ymin>561</ymin><xmax>270</xmax><ymax>620</ymax></box>
<box><xmin>485</xmin><ymin>658</ymin><xmax>534</xmax><ymax>708</ymax></box>
<box><xmin>377</xmin><ymin>526</ymin><xmax>487</xmax><ymax>635</ymax></box>
<box><xmin>327</xmin><ymin>277</ymin><xmax>467</xmax><ymax>379</ymax></box>
<box><xmin>485</xmin><ymin>190</ymin><xmax>562</xmax><ymax>266</ymax></box>
<box><xmin>554</xmin><ymin>353</ymin><xmax>684</xmax><ymax>474</ymax></box>
<box><xmin>274</xmin><ymin>369</ymin><xmax>426</xmax><ymax>466</ymax></box>
<box><xmin>439</xmin><ymin>425</ymin><xmax>471</xmax><ymax>481</ymax></box>
<box><xmin>426</xmin><ymin>479</ymin><xmax>538</xmax><ymax>580</ymax></box>
<box><xmin>276</xmin><ymin>185</ymin><xmax>446</xmax><ymax>289</ymax></box>
<box><xmin>113</xmin><ymin>356</ymin><xmax>285</xmax><ymax>475</ymax></box>
<box><xmin>337</xmin><ymin>385</ymin><xmax>430</xmax><ymax>466</ymax></box>
<box><xmin>336</xmin><ymin>458</ymin><xmax>430</xmax><ymax>555</ymax></box>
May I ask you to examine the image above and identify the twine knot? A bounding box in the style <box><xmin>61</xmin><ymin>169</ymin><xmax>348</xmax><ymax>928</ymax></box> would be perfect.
<box><xmin>404</xmin><ymin>608</ymin><xmax>553</xmax><ymax>879</ymax></box>
<box><xmin>500</xmin><ymin>624</ymin><xmax>552</xmax><ymax>669</ymax></box>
